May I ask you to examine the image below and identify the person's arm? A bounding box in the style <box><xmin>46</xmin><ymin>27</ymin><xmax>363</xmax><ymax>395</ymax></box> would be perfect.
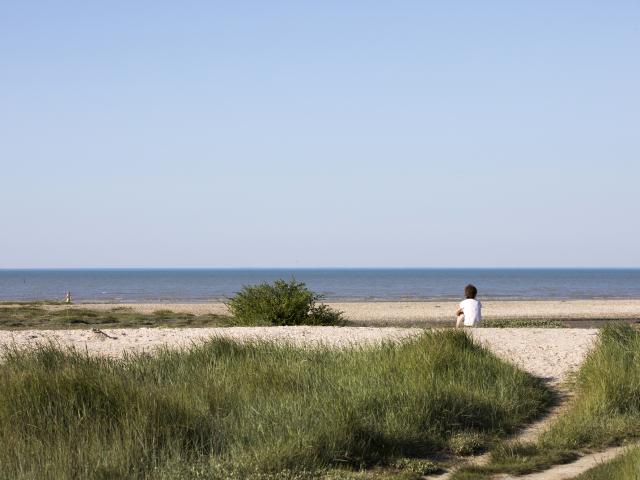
<box><xmin>455</xmin><ymin>302</ymin><xmax>464</xmax><ymax>328</ymax></box>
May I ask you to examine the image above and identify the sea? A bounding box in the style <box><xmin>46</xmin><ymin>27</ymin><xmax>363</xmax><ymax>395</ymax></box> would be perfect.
<box><xmin>0</xmin><ymin>269</ymin><xmax>639</xmax><ymax>303</ymax></box>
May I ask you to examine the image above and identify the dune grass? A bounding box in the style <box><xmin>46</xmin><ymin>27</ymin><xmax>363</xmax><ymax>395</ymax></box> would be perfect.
<box><xmin>539</xmin><ymin>324</ymin><xmax>640</xmax><ymax>449</ymax></box>
<box><xmin>0</xmin><ymin>330</ymin><xmax>550</xmax><ymax>479</ymax></box>
<box><xmin>453</xmin><ymin>323</ymin><xmax>640</xmax><ymax>479</ymax></box>
<box><xmin>478</xmin><ymin>318</ymin><xmax>565</xmax><ymax>328</ymax></box>
<box><xmin>0</xmin><ymin>305</ymin><xmax>234</xmax><ymax>329</ymax></box>
<box><xmin>0</xmin><ymin>300</ymin><xmax>65</xmax><ymax>305</ymax></box>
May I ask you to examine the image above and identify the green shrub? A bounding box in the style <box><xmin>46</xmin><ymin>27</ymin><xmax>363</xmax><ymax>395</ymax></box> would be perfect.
<box><xmin>226</xmin><ymin>279</ymin><xmax>344</xmax><ymax>326</ymax></box>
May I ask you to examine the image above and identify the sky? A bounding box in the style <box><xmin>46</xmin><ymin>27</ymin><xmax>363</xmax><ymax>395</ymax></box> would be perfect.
<box><xmin>1</xmin><ymin>1</ymin><xmax>639</xmax><ymax>268</ymax></box>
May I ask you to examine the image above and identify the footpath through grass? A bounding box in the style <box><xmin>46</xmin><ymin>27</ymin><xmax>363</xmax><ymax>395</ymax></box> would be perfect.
<box><xmin>573</xmin><ymin>446</ymin><xmax>640</xmax><ymax>480</ymax></box>
<box><xmin>453</xmin><ymin>323</ymin><xmax>640</xmax><ymax>479</ymax></box>
<box><xmin>0</xmin><ymin>330</ymin><xmax>550</xmax><ymax>480</ymax></box>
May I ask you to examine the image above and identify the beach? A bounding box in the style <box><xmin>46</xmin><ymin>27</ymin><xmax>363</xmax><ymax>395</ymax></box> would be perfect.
<box><xmin>54</xmin><ymin>299</ymin><xmax>640</xmax><ymax>324</ymax></box>
<box><xmin>0</xmin><ymin>299</ymin><xmax>631</xmax><ymax>477</ymax></box>
<box><xmin>2</xmin><ymin>298</ymin><xmax>633</xmax><ymax>383</ymax></box>
<box><xmin>0</xmin><ymin>326</ymin><xmax>598</xmax><ymax>384</ymax></box>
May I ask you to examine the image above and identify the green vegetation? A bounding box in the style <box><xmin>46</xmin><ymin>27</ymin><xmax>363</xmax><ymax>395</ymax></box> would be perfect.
<box><xmin>479</xmin><ymin>318</ymin><xmax>564</xmax><ymax>328</ymax></box>
<box><xmin>573</xmin><ymin>446</ymin><xmax>640</xmax><ymax>480</ymax></box>
<box><xmin>0</xmin><ymin>279</ymin><xmax>344</xmax><ymax>329</ymax></box>
<box><xmin>453</xmin><ymin>323</ymin><xmax>640</xmax><ymax>479</ymax></box>
<box><xmin>0</xmin><ymin>330</ymin><xmax>550</xmax><ymax>479</ymax></box>
<box><xmin>0</xmin><ymin>300</ymin><xmax>64</xmax><ymax>305</ymax></box>
<box><xmin>0</xmin><ymin>305</ymin><xmax>233</xmax><ymax>329</ymax></box>
<box><xmin>540</xmin><ymin>324</ymin><xmax>640</xmax><ymax>449</ymax></box>
<box><xmin>226</xmin><ymin>279</ymin><xmax>344</xmax><ymax>326</ymax></box>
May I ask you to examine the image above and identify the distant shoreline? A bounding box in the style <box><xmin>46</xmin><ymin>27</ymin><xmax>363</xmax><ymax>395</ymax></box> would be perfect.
<box><xmin>6</xmin><ymin>292</ymin><xmax>640</xmax><ymax>305</ymax></box>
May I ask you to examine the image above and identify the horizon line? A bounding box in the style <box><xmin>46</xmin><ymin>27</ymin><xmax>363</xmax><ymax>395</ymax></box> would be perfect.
<box><xmin>2</xmin><ymin>266</ymin><xmax>640</xmax><ymax>271</ymax></box>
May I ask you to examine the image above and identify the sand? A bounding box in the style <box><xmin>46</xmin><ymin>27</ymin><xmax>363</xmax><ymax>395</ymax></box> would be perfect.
<box><xmin>58</xmin><ymin>299</ymin><xmax>640</xmax><ymax>324</ymax></box>
<box><xmin>3</xmin><ymin>300</ymin><xmax>617</xmax><ymax>382</ymax></box>
<box><xmin>0</xmin><ymin>327</ymin><xmax>598</xmax><ymax>384</ymax></box>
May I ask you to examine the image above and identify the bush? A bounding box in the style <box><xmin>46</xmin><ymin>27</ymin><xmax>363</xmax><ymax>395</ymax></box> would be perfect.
<box><xmin>226</xmin><ymin>279</ymin><xmax>344</xmax><ymax>326</ymax></box>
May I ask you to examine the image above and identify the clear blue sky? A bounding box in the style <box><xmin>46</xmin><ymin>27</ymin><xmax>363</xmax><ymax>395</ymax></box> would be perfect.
<box><xmin>1</xmin><ymin>1</ymin><xmax>638</xmax><ymax>268</ymax></box>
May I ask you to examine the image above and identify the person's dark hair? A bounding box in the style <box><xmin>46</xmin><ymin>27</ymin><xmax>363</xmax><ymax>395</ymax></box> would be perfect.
<box><xmin>464</xmin><ymin>284</ymin><xmax>478</xmax><ymax>299</ymax></box>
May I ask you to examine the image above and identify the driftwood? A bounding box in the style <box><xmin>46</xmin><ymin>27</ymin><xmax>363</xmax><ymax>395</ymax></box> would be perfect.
<box><xmin>91</xmin><ymin>328</ymin><xmax>117</xmax><ymax>340</ymax></box>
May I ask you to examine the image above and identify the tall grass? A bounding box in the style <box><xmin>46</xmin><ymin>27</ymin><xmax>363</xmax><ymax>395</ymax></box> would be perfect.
<box><xmin>0</xmin><ymin>331</ymin><xmax>549</xmax><ymax>479</ymax></box>
<box><xmin>540</xmin><ymin>323</ymin><xmax>640</xmax><ymax>449</ymax></box>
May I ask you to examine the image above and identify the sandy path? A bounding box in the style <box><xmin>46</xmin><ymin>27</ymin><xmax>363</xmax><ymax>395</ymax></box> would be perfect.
<box><xmin>424</xmin><ymin>388</ymin><xmax>576</xmax><ymax>480</ymax></box>
<box><xmin>494</xmin><ymin>445</ymin><xmax>634</xmax><ymax>480</ymax></box>
<box><xmin>433</xmin><ymin>445</ymin><xmax>633</xmax><ymax>480</ymax></box>
<box><xmin>54</xmin><ymin>300</ymin><xmax>640</xmax><ymax>324</ymax></box>
<box><xmin>0</xmin><ymin>327</ymin><xmax>598</xmax><ymax>384</ymax></box>
<box><xmin>508</xmin><ymin>392</ymin><xmax>573</xmax><ymax>445</ymax></box>
<box><xmin>470</xmin><ymin>329</ymin><xmax>598</xmax><ymax>383</ymax></box>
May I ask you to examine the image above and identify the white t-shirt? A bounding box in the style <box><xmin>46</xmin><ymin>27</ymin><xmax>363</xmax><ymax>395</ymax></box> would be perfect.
<box><xmin>459</xmin><ymin>298</ymin><xmax>482</xmax><ymax>326</ymax></box>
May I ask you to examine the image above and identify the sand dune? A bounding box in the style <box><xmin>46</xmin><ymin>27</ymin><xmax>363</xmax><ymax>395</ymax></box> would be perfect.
<box><xmin>0</xmin><ymin>327</ymin><xmax>598</xmax><ymax>384</ymax></box>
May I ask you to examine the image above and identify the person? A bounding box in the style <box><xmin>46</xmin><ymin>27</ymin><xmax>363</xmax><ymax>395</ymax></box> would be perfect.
<box><xmin>65</xmin><ymin>291</ymin><xmax>72</xmax><ymax>304</ymax></box>
<box><xmin>456</xmin><ymin>284</ymin><xmax>481</xmax><ymax>328</ymax></box>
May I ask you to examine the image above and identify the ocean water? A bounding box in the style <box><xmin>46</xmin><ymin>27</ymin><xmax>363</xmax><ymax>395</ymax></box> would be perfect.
<box><xmin>0</xmin><ymin>269</ymin><xmax>639</xmax><ymax>303</ymax></box>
